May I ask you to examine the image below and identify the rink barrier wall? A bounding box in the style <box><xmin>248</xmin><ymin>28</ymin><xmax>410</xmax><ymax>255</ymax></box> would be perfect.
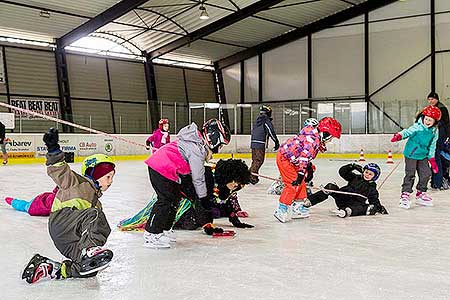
<box><xmin>1</xmin><ymin>134</ymin><xmax>405</xmax><ymax>164</ymax></box>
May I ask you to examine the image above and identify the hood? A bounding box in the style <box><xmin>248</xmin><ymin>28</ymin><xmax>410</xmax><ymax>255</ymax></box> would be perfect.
<box><xmin>300</xmin><ymin>125</ymin><xmax>319</xmax><ymax>136</ymax></box>
<box><xmin>178</xmin><ymin>122</ymin><xmax>204</xmax><ymax>144</ymax></box>
<box><xmin>256</xmin><ymin>114</ymin><xmax>270</xmax><ymax>126</ymax></box>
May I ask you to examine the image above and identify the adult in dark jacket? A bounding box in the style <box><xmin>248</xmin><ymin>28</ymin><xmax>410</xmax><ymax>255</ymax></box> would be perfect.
<box><xmin>249</xmin><ymin>105</ymin><xmax>279</xmax><ymax>184</ymax></box>
<box><xmin>426</xmin><ymin>92</ymin><xmax>450</xmax><ymax>189</ymax></box>
<box><xmin>306</xmin><ymin>163</ymin><xmax>388</xmax><ymax>218</ymax></box>
<box><xmin>0</xmin><ymin>121</ymin><xmax>7</xmax><ymax>165</ymax></box>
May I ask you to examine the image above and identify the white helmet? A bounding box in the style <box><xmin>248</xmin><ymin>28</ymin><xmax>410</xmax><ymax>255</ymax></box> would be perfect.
<box><xmin>303</xmin><ymin>118</ymin><xmax>319</xmax><ymax>128</ymax></box>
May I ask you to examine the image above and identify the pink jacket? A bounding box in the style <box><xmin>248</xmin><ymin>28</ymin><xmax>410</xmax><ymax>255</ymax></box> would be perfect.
<box><xmin>28</xmin><ymin>187</ymin><xmax>58</xmax><ymax>216</ymax></box>
<box><xmin>146</xmin><ymin>129</ymin><xmax>170</xmax><ymax>152</ymax></box>
<box><xmin>144</xmin><ymin>123</ymin><xmax>208</xmax><ymax>198</ymax></box>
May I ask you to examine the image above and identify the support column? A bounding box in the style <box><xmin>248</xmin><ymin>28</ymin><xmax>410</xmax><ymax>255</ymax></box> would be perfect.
<box><xmin>105</xmin><ymin>59</ymin><xmax>117</xmax><ymax>133</ymax></box>
<box><xmin>55</xmin><ymin>46</ymin><xmax>73</xmax><ymax>133</ymax></box>
<box><xmin>144</xmin><ymin>52</ymin><xmax>160</xmax><ymax>131</ymax></box>
<box><xmin>213</xmin><ymin>62</ymin><xmax>230</xmax><ymax>128</ymax></box>
<box><xmin>364</xmin><ymin>11</ymin><xmax>370</xmax><ymax>134</ymax></box>
<box><xmin>307</xmin><ymin>34</ymin><xmax>313</xmax><ymax>118</ymax></box>
<box><xmin>240</xmin><ymin>60</ymin><xmax>245</xmax><ymax>134</ymax></box>
<box><xmin>431</xmin><ymin>0</ymin><xmax>436</xmax><ymax>92</ymax></box>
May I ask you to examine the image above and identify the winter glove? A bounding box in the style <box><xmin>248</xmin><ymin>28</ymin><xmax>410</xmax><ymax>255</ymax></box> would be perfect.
<box><xmin>378</xmin><ymin>205</ymin><xmax>389</xmax><ymax>215</ymax></box>
<box><xmin>391</xmin><ymin>133</ymin><xmax>402</xmax><ymax>142</ymax></box>
<box><xmin>236</xmin><ymin>211</ymin><xmax>249</xmax><ymax>218</ymax></box>
<box><xmin>199</xmin><ymin>195</ymin><xmax>214</xmax><ymax>210</ymax></box>
<box><xmin>273</xmin><ymin>140</ymin><xmax>280</xmax><ymax>151</ymax></box>
<box><xmin>229</xmin><ymin>215</ymin><xmax>254</xmax><ymax>228</ymax></box>
<box><xmin>306</xmin><ymin>163</ymin><xmax>314</xmax><ymax>183</ymax></box>
<box><xmin>291</xmin><ymin>172</ymin><xmax>305</xmax><ymax>186</ymax></box>
<box><xmin>429</xmin><ymin>157</ymin><xmax>439</xmax><ymax>174</ymax></box>
<box><xmin>352</xmin><ymin>163</ymin><xmax>363</xmax><ymax>173</ymax></box>
<box><xmin>203</xmin><ymin>223</ymin><xmax>224</xmax><ymax>235</ymax></box>
<box><xmin>43</xmin><ymin>128</ymin><xmax>60</xmax><ymax>153</ymax></box>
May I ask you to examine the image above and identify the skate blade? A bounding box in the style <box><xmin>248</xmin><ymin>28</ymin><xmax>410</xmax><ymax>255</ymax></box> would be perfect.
<box><xmin>291</xmin><ymin>214</ymin><xmax>309</xmax><ymax>219</ymax></box>
<box><xmin>212</xmin><ymin>230</ymin><xmax>235</xmax><ymax>238</ymax></box>
<box><xmin>143</xmin><ymin>241</ymin><xmax>171</xmax><ymax>249</ymax></box>
<box><xmin>415</xmin><ymin>201</ymin><xmax>433</xmax><ymax>207</ymax></box>
<box><xmin>274</xmin><ymin>213</ymin><xmax>287</xmax><ymax>223</ymax></box>
<box><xmin>79</xmin><ymin>261</ymin><xmax>111</xmax><ymax>276</ymax></box>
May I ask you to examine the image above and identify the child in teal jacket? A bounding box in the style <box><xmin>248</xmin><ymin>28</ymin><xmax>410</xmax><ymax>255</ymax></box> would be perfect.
<box><xmin>391</xmin><ymin>105</ymin><xmax>441</xmax><ymax>209</ymax></box>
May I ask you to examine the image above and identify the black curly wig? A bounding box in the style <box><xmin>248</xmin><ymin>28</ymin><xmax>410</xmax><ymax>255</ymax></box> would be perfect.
<box><xmin>214</xmin><ymin>159</ymin><xmax>251</xmax><ymax>186</ymax></box>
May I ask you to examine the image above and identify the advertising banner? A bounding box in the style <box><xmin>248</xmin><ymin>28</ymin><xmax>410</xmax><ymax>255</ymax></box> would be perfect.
<box><xmin>10</xmin><ymin>98</ymin><xmax>59</xmax><ymax>119</ymax></box>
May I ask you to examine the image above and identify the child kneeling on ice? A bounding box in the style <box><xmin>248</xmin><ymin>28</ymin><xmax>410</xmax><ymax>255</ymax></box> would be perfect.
<box><xmin>391</xmin><ymin>105</ymin><xmax>440</xmax><ymax>208</ymax></box>
<box><xmin>22</xmin><ymin>128</ymin><xmax>116</xmax><ymax>284</ymax></box>
<box><xmin>306</xmin><ymin>163</ymin><xmax>388</xmax><ymax>217</ymax></box>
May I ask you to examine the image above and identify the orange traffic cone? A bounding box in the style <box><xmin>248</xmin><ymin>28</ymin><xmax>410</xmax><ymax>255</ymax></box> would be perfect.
<box><xmin>386</xmin><ymin>150</ymin><xmax>394</xmax><ymax>164</ymax></box>
<box><xmin>359</xmin><ymin>149</ymin><xmax>365</xmax><ymax>162</ymax></box>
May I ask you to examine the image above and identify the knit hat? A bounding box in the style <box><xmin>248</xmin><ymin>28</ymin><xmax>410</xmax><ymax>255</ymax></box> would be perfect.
<box><xmin>427</xmin><ymin>92</ymin><xmax>439</xmax><ymax>101</ymax></box>
<box><xmin>91</xmin><ymin>162</ymin><xmax>115</xmax><ymax>180</ymax></box>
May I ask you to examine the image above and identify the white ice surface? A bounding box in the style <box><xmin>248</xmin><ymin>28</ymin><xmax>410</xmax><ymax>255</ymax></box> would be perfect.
<box><xmin>1</xmin><ymin>158</ymin><xmax>450</xmax><ymax>300</ymax></box>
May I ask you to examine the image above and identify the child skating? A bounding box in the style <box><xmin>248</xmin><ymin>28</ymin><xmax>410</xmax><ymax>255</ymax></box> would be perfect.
<box><xmin>307</xmin><ymin>163</ymin><xmax>388</xmax><ymax>217</ymax></box>
<box><xmin>274</xmin><ymin>117</ymin><xmax>342</xmax><ymax>223</ymax></box>
<box><xmin>143</xmin><ymin>119</ymin><xmax>231</xmax><ymax>248</ymax></box>
<box><xmin>146</xmin><ymin>118</ymin><xmax>171</xmax><ymax>153</ymax></box>
<box><xmin>391</xmin><ymin>105</ymin><xmax>440</xmax><ymax>209</ymax></box>
<box><xmin>22</xmin><ymin>128</ymin><xmax>116</xmax><ymax>284</ymax></box>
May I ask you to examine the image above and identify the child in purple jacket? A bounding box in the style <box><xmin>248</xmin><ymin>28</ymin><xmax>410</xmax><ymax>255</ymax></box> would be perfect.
<box><xmin>5</xmin><ymin>187</ymin><xmax>59</xmax><ymax>216</ymax></box>
<box><xmin>146</xmin><ymin>119</ymin><xmax>171</xmax><ymax>153</ymax></box>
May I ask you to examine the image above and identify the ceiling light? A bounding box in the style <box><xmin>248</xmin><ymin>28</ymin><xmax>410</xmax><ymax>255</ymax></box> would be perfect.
<box><xmin>199</xmin><ymin>5</ymin><xmax>209</xmax><ymax>20</ymax></box>
<box><xmin>39</xmin><ymin>10</ymin><xmax>50</xmax><ymax>18</ymax></box>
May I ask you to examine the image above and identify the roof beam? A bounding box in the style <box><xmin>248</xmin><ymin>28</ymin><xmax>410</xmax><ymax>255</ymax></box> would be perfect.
<box><xmin>57</xmin><ymin>0</ymin><xmax>149</xmax><ymax>48</ymax></box>
<box><xmin>148</xmin><ymin>0</ymin><xmax>285</xmax><ymax>60</ymax></box>
<box><xmin>216</xmin><ymin>0</ymin><xmax>398</xmax><ymax>69</ymax></box>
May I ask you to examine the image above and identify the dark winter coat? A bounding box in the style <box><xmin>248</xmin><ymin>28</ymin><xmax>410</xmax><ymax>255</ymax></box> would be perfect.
<box><xmin>250</xmin><ymin>115</ymin><xmax>278</xmax><ymax>149</ymax></box>
<box><xmin>338</xmin><ymin>164</ymin><xmax>381</xmax><ymax>208</ymax></box>
<box><xmin>0</xmin><ymin>122</ymin><xmax>5</xmax><ymax>143</ymax></box>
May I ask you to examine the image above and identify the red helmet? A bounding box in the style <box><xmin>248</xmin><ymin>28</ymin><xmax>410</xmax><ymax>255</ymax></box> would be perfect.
<box><xmin>422</xmin><ymin>105</ymin><xmax>441</xmax><ymax>121</ymax></box>
<box><xmin>158</xmin><ymin>119</ymin><xmax>169</xmax><ymax>129</ymax></box>
<box><xmin>318</xmin><ymin>117</ymin><xmax>342</xmax><ymax>139</ymax></box>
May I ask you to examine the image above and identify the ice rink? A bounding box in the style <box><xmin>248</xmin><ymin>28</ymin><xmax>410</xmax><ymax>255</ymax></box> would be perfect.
<box><xmin>1</xmin><ymin>157</ymin><xmax>450</xmax><ymax>300</ymax></box>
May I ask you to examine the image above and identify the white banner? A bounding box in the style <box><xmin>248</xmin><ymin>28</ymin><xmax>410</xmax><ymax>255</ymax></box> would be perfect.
<box><xmin>10</xmin><ymin>98</ymin><xmax>59</xmax><ymax>120</ymax></box>
<box><xmin>0</xmin><ymin>112</ymin><xmax>15</xmax><ymax>129</ymax></box>
<box><xmin>0</xmin><ymin>46</ymin><xmax>4</xmax><ymax>84</ymax></box>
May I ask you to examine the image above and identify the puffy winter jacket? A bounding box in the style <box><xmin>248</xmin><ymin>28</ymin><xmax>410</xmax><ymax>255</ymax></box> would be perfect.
<box><xmin>338</xmin><ymin>163</ymin><xmax>380</xmax><ymax>207</ymax></box>
<box><xmin>146</xmin><ymin>128</ymin><xmax>170</xmax><ymax>152</ymax></box>
<box><xmin>145</xmin><ymin>123</ymin><xmax>208</xmax><ymax>198</ymax></box>
<box><xmin>250</xmin><ymin>115</ymin><xmax>278</xmax><ymax>149</ymax></box>
<box><xmin>46</xmin><ymin>151</ymin><xmax>103</xmax><ymax>212</ymax></box>
<box><xmin>399</xmin><ymin>118</ymin><xmax>438</xmax><ymax>160</ymax></box>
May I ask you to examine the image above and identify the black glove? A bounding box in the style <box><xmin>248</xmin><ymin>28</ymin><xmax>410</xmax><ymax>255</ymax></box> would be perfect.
<box><xmin>43</xmin><ymin>128</ymin><xmax>60</xmax><ymax>153</ymax></box>
<box><xmin>378</xmin><ymin>205</ymin><xmax>389</xmax><ymax>215</ymax></box>
<box><xmin>199</xmin><ymin>195</ymin><xmax>214</xmax><ymax>210</ymax></box>
<box><xmin>291</xmin><ymin>172</ymin><xmax>305</xmax><ymax>186</ymax></box>
<box><xmin>229</xmin><ymin>216</ymin><xmax>254</xmax><ymax>228</ymax></box>
<box><xmin>203</xmin><ymin>223</ymin><xmax>224</xmax><ymax>235</ymax></box>
<box><xmin>352</xmin><ymin>163</ymin><xmax>363</xmax><ymax>173</ymax></box>
<box><xmin>273</xmin><ymin>140</ymin><xmax>280</xmax><ymax>151</ymax></box>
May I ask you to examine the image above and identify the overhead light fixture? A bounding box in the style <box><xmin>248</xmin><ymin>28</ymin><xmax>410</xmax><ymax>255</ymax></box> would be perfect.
<box><xmin>199</xmin><ymin>4</ymin><xmax>209</xmax><ymax>20</ymax></box>
<box><xmin>39</xmin><ymin>10</ymin><xmax>50</xmax><ymax>18</ymax></box>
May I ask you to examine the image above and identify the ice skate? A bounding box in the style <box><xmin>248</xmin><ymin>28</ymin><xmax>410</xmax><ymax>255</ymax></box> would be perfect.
<box><xmin>440</xmin><ymin>179</ymin><xmax>450</xmax><ymax>190</ymax></box>
<box><xmin>22</xmin><ymin>254</ymin><xmax>61</xmax><ymax>284</ymax></box>
<box><xmin>415</xmin><ymin>191</ymin><xmax>433</xmax><ymax>207</ymax></box>
<box><xmin>267</xmin><ymin>179</ymin><xmax>284</xmax><ymax>195</ymax></box>
<box><xmin>4</xmin><ymin>197</ymin><xmax>13</xmax><ymax>205</ymax></box>
<box><xmin>144</xmin><ymin>231</ymin><xmax>171</xmax><ymax>249</ymax></box>
<box><xmin>291</xmin><ymin>201</ymin><xmax>310</xmax><ymax>219</ymax></box>
<box><xmin>163</xmin><ymin>229</ymin><xmax>176</xmax><ymax>243</ymax></box>
<box><xmin>274</xmin><ymin>203</ymin><xmax>290</xmax><ymax>223</ymax></box>
<box><xmin>79</xmin><ymin>246</ymin><xmax>113</xmax><ymax>276</ymax></box>
<box><xmin>399</xmin><ymin>192</ymin><xmax>411</xmax><ymax>209</ymax></box>
<box><xmin>336</xmin><ymin>207</ymin><xmax>352</xmax><ymax>218</ymax></box>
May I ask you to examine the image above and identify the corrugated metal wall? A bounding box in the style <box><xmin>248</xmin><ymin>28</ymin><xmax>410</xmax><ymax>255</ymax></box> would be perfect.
<box><xmin>0</xmin><ymin>45</ymin><xmax>216</xmax><ymax>133</ymax></box>
<box><xmin>71</xmin><ymin>99</ymin><xmax>113</xmax><ymax>133</ymax></box>
<box><xmin>154</xmin><ymin>65</ymin><xmax>186</xmax><ymax>103</ymax></box>
<box><xmin>5</xmin><ymin>47</ymin><xmax>58</xmax><ymax>97</ymax></box>
<box><xmin>185</xmin><ymin>69</ymin><xmax>216</xmax><ymax>103</ymax></box>
<box><xmin>113</xmin><ymin>102</ymin><xmax>148</xmax><ymax>133</ymax></box>
<box><xmin>67</xmin><ymin>54</ymin><xmax>109</xmax><ymax>100</ymax></box>
<box><xmin>109</xmin><ymin>60</ymin><xmax>147</xmax><ymax>102</ymax></box>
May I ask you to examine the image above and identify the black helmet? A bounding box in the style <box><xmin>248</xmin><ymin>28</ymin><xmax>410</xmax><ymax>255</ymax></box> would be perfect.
<box><xmin>260</xmin><ymin>105</ymin><xmax>272</xmax><ymax>118</ymax></box>
<box><xmin>202</xmin><ymin>118</ymin><xmax>231</xmax><ymax>153</ymax></box>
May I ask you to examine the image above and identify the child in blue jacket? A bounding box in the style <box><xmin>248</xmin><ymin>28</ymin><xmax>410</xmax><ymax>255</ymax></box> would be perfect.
<box><xmin>391</xmin><ymin>105</ymin><xmax>440</xmax><ymax>209</ymax></box>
